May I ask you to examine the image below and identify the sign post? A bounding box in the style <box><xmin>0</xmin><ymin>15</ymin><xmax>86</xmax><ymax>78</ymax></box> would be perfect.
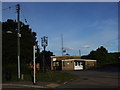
<box><xmin>33</xmin><ymin>45</ymin><xmax>36</xmax><ymax>85</ymax></box>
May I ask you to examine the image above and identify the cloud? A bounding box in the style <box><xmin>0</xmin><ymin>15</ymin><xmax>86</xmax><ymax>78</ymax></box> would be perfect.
<box><xmin>63</xmin><ymin>46</ymin><xmax>75</xmax><ymax>50</ymax></box>
<box><xmin>104</xmin><ymin>44</ymin><xmax>112</xmax><ymax>47</ymax></box>
<box><xmin>82</xmin><ymin>18</ymin><xmax>118</xmax><ymax>45</ymax></box>
<box><xmin>43</xmin><ymin>18</ymin><xmax>118</xmax><ymax>56</ymax></box>
<box><xmin>82</xmin><ymin>45</ymin><xmax>91</xmax><ymax>48</ymax></box>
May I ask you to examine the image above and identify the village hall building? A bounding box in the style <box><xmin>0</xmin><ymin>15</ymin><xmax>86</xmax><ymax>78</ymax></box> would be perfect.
<box><xmin>51</xmin><ymin>55</ymin><xmax>97</xmax><ymax>71</ymax></box>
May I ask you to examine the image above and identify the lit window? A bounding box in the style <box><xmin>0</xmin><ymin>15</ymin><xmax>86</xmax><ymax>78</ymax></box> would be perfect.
<box><xmin>67</xmin><ymin>63</ymin><xmax>69</xmax><ymax>65</ymax></box>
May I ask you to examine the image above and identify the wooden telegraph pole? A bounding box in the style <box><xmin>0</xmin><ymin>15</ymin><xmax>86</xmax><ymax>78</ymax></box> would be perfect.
<box><xmin>16</xmin><ymin>4</ymin><xmax>21</xmax><ymax>79</ymax></box>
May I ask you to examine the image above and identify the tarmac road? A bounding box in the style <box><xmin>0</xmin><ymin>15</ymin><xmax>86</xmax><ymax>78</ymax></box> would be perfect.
<box><xmin>58</xmin><ymin>65</ymin><xmax>119</xmax><ymax>88</ymax></box>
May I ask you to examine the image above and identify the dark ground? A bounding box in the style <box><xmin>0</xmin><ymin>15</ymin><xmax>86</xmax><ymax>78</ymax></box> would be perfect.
<box><xmin>58</xmin><ymin>63</ymin><xmax>119</xmax><ymax>88</ymax></box>
<box><xmin>2</xmin><ymin>63</ymin><xmax>120</xmax><ymax>89</ymax></box>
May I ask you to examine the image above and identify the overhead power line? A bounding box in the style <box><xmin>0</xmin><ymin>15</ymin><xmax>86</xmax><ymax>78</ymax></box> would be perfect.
<box><xmin>2</xmin><ymin>5</ymin><xmax>16</xmax><ymax>11</ymax></box>
<box><xmin>3</xmin><ymin>4</ymin><xmax>29</xmax><ymax>25</ymax></box>
<box><xmin>20</xmin><ymin>9</ymin><xmax>28</xmax><ymax>24</ymax></box>
<box><xmin>19</xmin><ymin>6</ymin><xmax>38</xmax><ymax>34</ymax></box>
<box><xmin>3</xmin><ymin>4</ymin><xmax>37</xmax><ymax>34</ymax></box>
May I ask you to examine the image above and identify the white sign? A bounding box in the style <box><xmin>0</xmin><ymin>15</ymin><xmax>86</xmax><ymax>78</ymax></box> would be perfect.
<box><xmin>53</xmin><ymin>58</ymin><xmax>56</xmax><ymax>61</ymax></box>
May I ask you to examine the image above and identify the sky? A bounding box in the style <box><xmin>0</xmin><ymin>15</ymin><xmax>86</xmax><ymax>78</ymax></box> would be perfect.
<box><xmin>2</xmin><ymin>2</ymin><xmax>119</xmax><ymax>56</ymax></box>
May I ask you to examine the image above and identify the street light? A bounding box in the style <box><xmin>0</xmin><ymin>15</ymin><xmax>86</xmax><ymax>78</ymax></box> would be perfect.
<box><xmin>6</xmin><ymin>31</ymin><xmax>13</xmax><ymax>34</ymax></box>
<box><xmin>5</xmin><ymin>29</ymin><xmax>21</xmax><ymax>79</ymax></box>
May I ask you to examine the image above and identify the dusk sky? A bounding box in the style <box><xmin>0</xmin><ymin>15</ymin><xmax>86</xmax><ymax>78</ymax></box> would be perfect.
<box><xmin>2</xmin><ymin>2</ymin><xmax>118</xmax><ymax>56</ymax></box>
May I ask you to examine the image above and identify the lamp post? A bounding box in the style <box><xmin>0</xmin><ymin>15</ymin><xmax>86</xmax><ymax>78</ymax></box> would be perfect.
<box><xmin>41</xmin><ymin>36</ymin><xmax>48</xmax><ymax>72</ymax></box>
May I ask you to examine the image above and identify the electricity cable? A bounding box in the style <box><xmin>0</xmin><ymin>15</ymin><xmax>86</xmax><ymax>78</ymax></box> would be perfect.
<box><xmin>20</xmin><ymin>9</ymin><xmax>28</xmax><ymax>24</ymax></box>
<box><xmin>2</xmin><ymin>5</ymin><xmax>16</xmax><ymax>11</ymax></box>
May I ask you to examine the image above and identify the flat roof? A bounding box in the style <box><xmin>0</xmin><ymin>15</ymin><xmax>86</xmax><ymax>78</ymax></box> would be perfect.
<box><xmin>62</xmin><ymin>59</ymin><xmax>96</xmax><ymax>62</ymax></box>
<box><xmin>51</xmin><ymin>55</ymin><xmax>81</xmax><ymax>58</ymax></box>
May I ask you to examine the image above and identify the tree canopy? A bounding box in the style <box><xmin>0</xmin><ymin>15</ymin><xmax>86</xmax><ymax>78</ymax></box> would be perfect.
<box><xmin>81</xmin><ymin>46</ymin><xmax>119</xmax><ymax>66</ymax></box>
<box><xmin>36</xmin><ymin>50</ymin><xmax>54</xmax><ymax>70</ymax></box>
<box><xmin>2</xmin><ymin>19</ymin><xmax>39</xmax><ymax>75</ymax></box>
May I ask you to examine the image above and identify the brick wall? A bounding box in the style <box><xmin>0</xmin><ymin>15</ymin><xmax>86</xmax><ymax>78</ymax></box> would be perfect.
<box><xmin>62</xmin><ymin>61</ymin><xmax>74</xmax><ymax>70</ymax></box>
<box><xmin>85</xmin><ymin>61</ymin><xmax>97</xmax><ymax>69</ymax></box>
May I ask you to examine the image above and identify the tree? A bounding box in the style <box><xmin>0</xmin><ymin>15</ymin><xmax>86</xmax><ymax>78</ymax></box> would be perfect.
<box><xmin>2</xmin><ymin>19</ymin><xmax>39</xmax><ymax>76</ymax></box>
<box><xmin>81</xmin><ymin>46</ymin><xmax>119</xmax><ymax>66</ymax></box>
<box><xmin>36</xmin><ymin>50</ymin><xmax>54</xmax><ymax>70</ymax></box>
<box><xmin>96</xmin><ymin>46</ymin><xmax>108</xmax><ymax>54</ymax></box>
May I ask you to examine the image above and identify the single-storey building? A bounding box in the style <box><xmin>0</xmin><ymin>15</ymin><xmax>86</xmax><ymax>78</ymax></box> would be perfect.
<box><xmin>51</xmin><ymin>56</ymin><xmax>97</xmax><ymax>71</ymax></box>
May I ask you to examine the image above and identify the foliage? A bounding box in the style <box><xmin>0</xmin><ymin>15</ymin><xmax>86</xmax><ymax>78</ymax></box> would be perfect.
<box><xmin>2</xmin><ymin>19</ymin><xmax>39</xmax><ymax>78</ymax></box>
<box><xmin>36</xmin><ymin>50</ymin><xmax>54</xmax><ymax>70</ymax></box>
<box><xmin>3</xmin><ymin>71</ymin><xmax>78</xmax><ymax>84</ymax></box>
<box><xmin>2</xmin><ymin>19</ymin><xmax>55</xmax><ymax>82</ymax></box>
<box><xmin>81</xmin><ymin>46</ymin><xmax>120</xmax><ymax>66</ymax></box>
<box><xmin>36</xmin><ymin>71</ymin><xmax>77</xmax><ymax>84</ymax></box>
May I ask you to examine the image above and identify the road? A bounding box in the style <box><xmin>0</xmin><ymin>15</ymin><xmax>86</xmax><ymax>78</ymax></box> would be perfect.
<box><xmin>2</xmin><ymin>65</ymin><xmax>119</xmax><ymax>89</ymax></box>
<box><xmin>58</xmin><ymin>65</ymin><xmax>119</xmax><ymax>88</ymax></box>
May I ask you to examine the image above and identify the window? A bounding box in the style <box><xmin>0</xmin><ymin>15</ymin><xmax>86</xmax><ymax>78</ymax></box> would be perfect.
<box><xmin>67</xmin><ymin>63</ymin><xmax>69</xmax><ymax>65</ymax></box>
<box><xmin>55</xmin><ymin>62</ymin><xmax>59</xmax><ymax>66</ymax></box>
<box><xmin>53</xmin><ymin>58</ymin><xmax>56</xmax><ymax>61</ymax></box>
<box><xmin>53</xmin><ymin>61</ymin><xmax>59</xmax><ymax>66</ymax></box>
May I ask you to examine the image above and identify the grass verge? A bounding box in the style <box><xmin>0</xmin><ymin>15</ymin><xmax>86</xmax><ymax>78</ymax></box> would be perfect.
<box><xmin>3</xmin><ymin>71</ymin><xmax>78</xmax><ymax>84</ymax></box>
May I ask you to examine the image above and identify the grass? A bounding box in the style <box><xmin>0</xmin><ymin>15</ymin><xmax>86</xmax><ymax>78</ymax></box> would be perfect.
<box><xmin>36</xmin><ymin>71</ymin><xmax>78</xmax><ymax>83</ymax></box>
<box><xmin>3</xmin><ymin>71</ymin><xmax>78</xmax><ymax>84</ymax></box>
